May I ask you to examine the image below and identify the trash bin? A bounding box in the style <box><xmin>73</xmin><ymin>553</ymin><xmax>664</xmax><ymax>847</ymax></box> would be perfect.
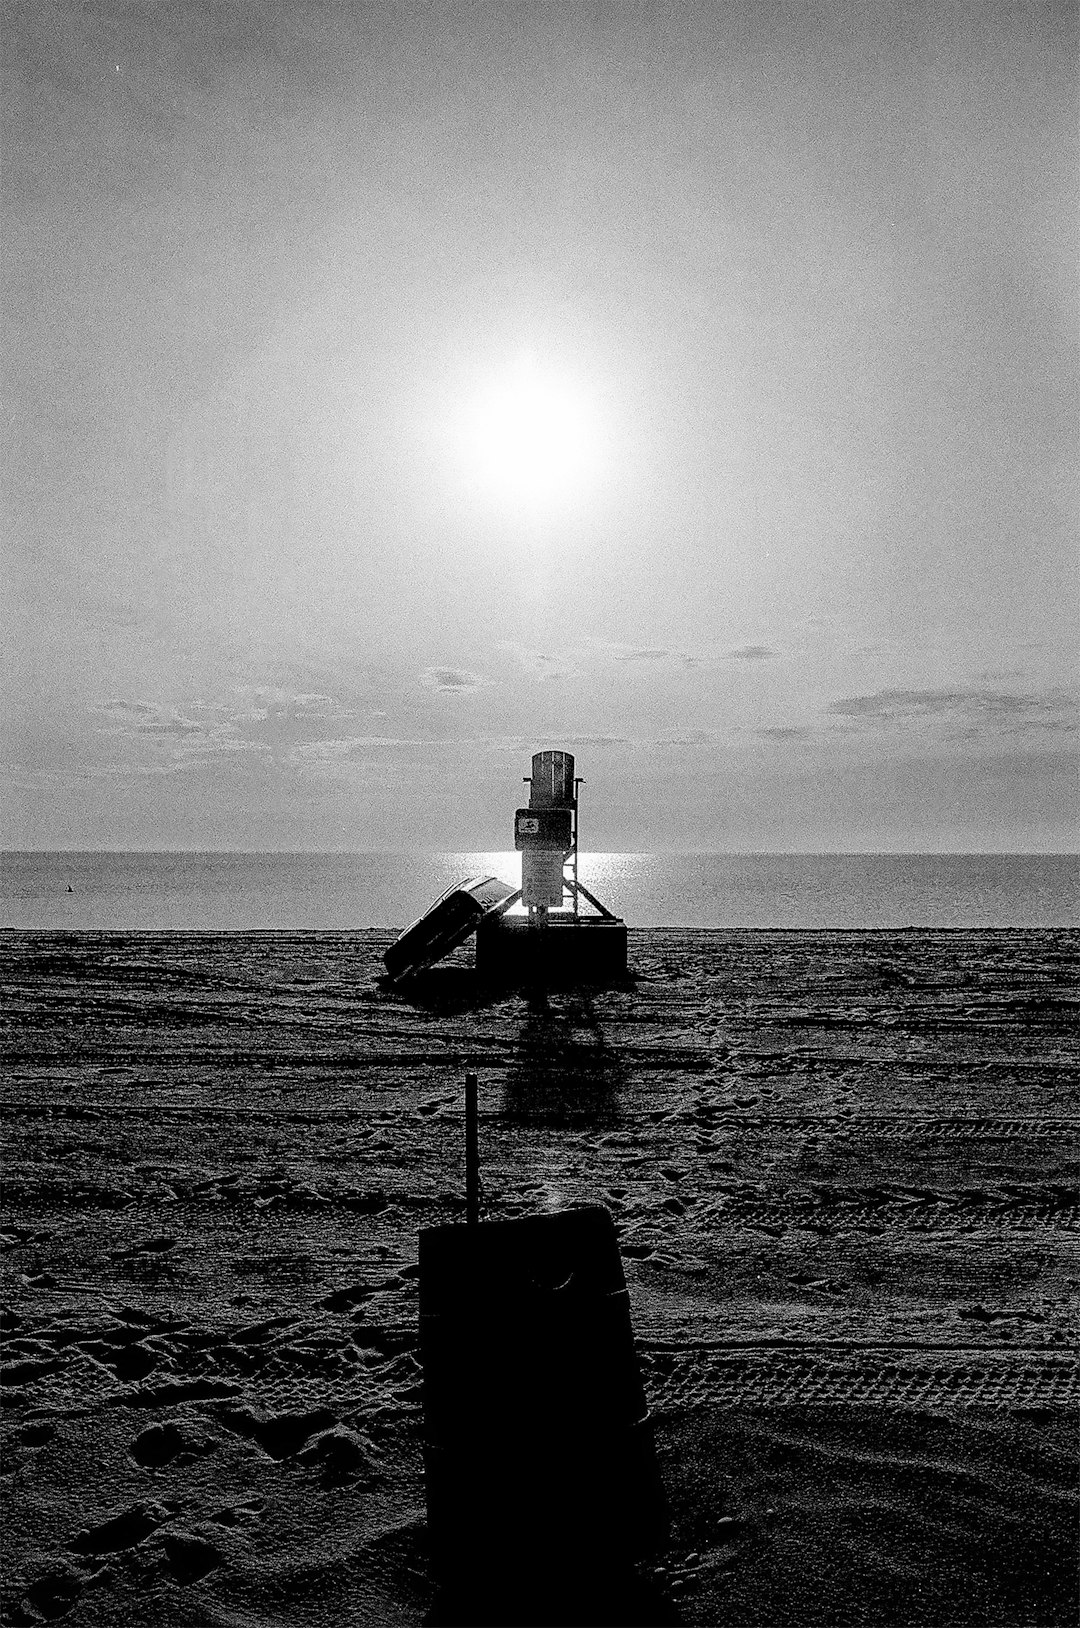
<box><xmin>418</xmin><ymin>1205</ymin><xmax>667</xmax><ymax>1591</ymax></box>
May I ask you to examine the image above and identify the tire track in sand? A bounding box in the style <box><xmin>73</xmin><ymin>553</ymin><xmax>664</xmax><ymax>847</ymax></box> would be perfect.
<box><xmin>641</xmin><ymin>1345</ymin><xmax>1080</xmax><ymax>1410</ymax></box>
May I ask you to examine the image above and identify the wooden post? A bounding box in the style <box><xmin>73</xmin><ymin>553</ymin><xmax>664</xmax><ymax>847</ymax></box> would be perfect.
<box><xmin>465</xmin><ymin>1070</ymin><xmax>479</xmax><ymax>1226</ymax></box>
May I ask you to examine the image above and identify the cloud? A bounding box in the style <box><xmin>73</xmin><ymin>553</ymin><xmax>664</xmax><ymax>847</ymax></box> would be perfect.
<box><xmin>179</xmin><ymin>738</ymin><xmax>271</xmax><ymax>760</ymax></box>
<box><xmin>263</xmin><ymin>690</ymin><xmax>337</xmax><ymax>713</ymax></box>
<box><xmin>137</xmin><ymin>719</ymin><xmax>204</xmax><ymax>736</ymax></box>
<box><xmin>100</xmin><ymin>699</ymin><xmax>156</xmax><ymax>716</ymax></box>
<box><xmin>614</xmin><ymin>647</ymin><xmax>669</xmax><ymax>662</ymax></box>
<box><xmin>86</xmin><ymin>761</ymin><xmax>184</xmax><ymax>778</ymax></box>
<box><xmin>828</xmin><ymin>686</ymin><xmax>1078</xmax><ymax>739</ymax></box>
<box><xmin>597</xmin><ymin>641</ymin><xmax>680</xmax><ymax>665</ymax></box>
<box><xmin>727</xmin><ymin>645</ymin><xmax>779</xmax><ymax>661</ymax></box>
<box><xmin>95</xmin><ymin>699</ymin><xmax>206</xmax><ymax>737</ymax></box>
<box><xmin>9</xmin><ymin>754</ymin><xmax>187</xmax><ymax>790</ymax></box>
<box><xmin>499</xmin><ymin>642</ymin><xmax>574</xmax><ymax>681</ymax></box>
<box><xmin>654</xmin><ymin>730</ymin><xmax>715</xmax><ymax>746</ymax></box>
<box><xmin>830</xmin><ymin>688</ymin><xmax>962</xmax><ymax>719</ymax></box>
<box><xmin>227</xmin><ymin>687</ymin><xmax>344</xmax><ymax>723</ymax></box>
<box><xmin>419</xmin><ymin>666</ymin><xmax>486</xmax><ymax>693</ymax></box>
<box><xmin>757</xmin><ymin>725</ymin><xmax>810</xmax><ymax>740</ymax></box>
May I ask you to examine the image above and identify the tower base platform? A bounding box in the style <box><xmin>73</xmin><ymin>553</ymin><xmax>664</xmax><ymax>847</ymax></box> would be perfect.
<box><xmin>475</xmin><ymin>912</ymin><xmax>628</xmax><ymax>985</ymax></box>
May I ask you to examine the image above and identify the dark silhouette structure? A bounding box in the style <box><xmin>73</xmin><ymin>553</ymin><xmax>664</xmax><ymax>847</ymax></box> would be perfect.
<box><xmin>418</xmin><ymin>1204</ymin><xmax>670</xmax><ymax>1625</ymax></box>
<box><xmin>383</xmin><ymin>750</ymin><xmax>627</xmax><ymax>988</ymax></box>
<box><xmin>476</xmin><ymin>750</ymin><xmax>628</xmax><ymax>984</ymax></box>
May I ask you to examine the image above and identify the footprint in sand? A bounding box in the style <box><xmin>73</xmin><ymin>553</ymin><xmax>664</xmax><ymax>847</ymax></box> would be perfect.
<box><xmin>130</xmin><ymin>1421</ymin><xmax>218</xmax><ymax>1469</ymax></box>
<box><xmin>68</xmin><ymin>1500</ymin><xmax>176</xmax><ymax>1556</ymax></box>
<box><xmin>161</xmin><ymin>1529</ymin><xmax>222</xmax><ymax>1584</ymax></box>
<box><xmin>229</xmin><ymin>1316</ymin><xmax>298</xmax><ymax>1345</ymax></box>
<box><xmin>100</xmin><ymin>1343</ymin><xmax>160</xmax><ymax>1384</ymax></box>
<box><xmin>297</xmin><ymin>1424</ymin><xmax>378</xmax><ymax>1486</ymax></box>
<box><xmin>20</xmin><ymin>1563</ymin><xmax>84</xmax><ymax>1622</ymax></box>
<box><xmin>319</xmin><ymin>1282</ymin><xmax>377</xmax><ymax>1312</ymax></box>
<box><xmin>220</xmin><ymin>1405</ymin><xmax>337</xmax><ymax>1460</ymax></box>
<box><xmin>17</xmin><ymin>1421</ymin><xmax>56</xmax><ymax>1448</ymax></box>
<box><xmin>130</xmin><ymin>1422</ymin><xmax>186</xmax><ymax>1467</ymax></box>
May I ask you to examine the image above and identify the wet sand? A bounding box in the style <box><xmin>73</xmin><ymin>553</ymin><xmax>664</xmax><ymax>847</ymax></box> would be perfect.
<box><xmin>1</xmin><ymin>929</ymin><xmax>1077</xmax><ymax>1625</ymax></box>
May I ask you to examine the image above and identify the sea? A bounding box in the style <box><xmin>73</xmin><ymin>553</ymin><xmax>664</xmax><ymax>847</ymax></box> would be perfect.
<box><xmin>1</xmin><ymin>851</ymin><xmax>1077</xmax><ymax>931</ymax></box>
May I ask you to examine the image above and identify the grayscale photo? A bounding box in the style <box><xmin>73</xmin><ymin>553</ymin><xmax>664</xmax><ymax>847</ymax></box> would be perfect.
<box><xmin>2</xmin><ymin>3</ymin><xmax>1077</xmax><ymax>1625</ymax></box>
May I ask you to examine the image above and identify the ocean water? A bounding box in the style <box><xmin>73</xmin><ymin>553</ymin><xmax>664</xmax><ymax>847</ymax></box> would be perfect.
<box><xmin>1</xmin><ymin>851</ymin><xmax>1077</xmax><ymax>931</ymax></box>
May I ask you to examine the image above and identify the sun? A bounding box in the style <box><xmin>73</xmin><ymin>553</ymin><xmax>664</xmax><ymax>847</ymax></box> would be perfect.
<box><xmin>462</xmin><ymin>354</ymin><xmax>598</xmax><ymax>506</ymax></box>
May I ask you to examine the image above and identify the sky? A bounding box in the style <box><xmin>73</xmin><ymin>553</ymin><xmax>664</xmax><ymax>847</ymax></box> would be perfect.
<box><xmin>2</xmin><ymin>0</ymin><xmax>1077</xmax><ymax>853</ymax></box>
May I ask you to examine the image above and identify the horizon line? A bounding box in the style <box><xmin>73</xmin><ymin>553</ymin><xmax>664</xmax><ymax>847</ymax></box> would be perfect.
<box><xmin>3</xmin><ymin>848</ymin><xmax>1077</xmax><ymax>860</ymax></box>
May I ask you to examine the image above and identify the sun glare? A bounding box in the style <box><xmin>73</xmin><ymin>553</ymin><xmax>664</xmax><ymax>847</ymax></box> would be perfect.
<box><xmin>462</xmin><ymin>355</ymin><xmax>598</xmax><ymax>506</ymax></box>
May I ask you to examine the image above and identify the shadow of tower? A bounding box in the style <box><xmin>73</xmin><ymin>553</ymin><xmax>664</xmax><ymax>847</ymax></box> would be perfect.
<box><xmin>501</xmin><ymin>990</ymin><xmax>627</xmax><ymax>1129</ymax></box>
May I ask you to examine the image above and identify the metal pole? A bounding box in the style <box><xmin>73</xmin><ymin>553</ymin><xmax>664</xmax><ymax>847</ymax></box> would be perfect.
<box><xmin>572</xmin><ymin>777</ymin><xmax>584</xmax><ymax>918</ymax></box>
<box><xmin>465</xmin><ymin>1070</ymin><xmax>479</xmax><ymax>1225</ymax></box>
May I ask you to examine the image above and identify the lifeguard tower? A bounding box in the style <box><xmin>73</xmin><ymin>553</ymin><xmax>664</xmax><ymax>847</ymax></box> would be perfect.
<box><xmin>475</xmin><ymin>750</ymin><xmax>627</xmax><ymax>982</ymax></box>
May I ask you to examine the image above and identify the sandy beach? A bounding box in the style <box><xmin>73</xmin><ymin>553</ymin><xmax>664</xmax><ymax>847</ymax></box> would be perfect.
<box><xmin>2</xmin><ymin>928</ymin><xmax>1077</xmax><ymax>1626</ymax></box>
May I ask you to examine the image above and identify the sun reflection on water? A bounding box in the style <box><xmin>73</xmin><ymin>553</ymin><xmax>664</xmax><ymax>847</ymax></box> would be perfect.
<box><xmin>443</xmin><ymin>852</ymin><xmax>653</xmax><ymax>916</ymax></box>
